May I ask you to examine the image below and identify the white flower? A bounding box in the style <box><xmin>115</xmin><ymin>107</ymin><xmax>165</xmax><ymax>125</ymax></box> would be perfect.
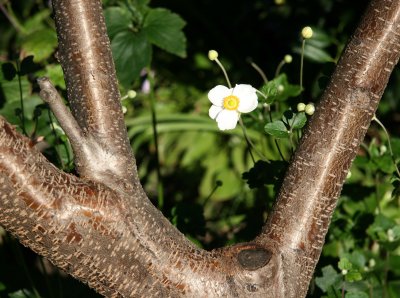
<box><xmin>208</xmin><ymin>84</ymin><xmax>258</xmax><ymax>130</ymax></box>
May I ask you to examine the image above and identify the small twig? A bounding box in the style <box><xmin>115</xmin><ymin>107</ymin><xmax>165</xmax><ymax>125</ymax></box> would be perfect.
<box><xmin>37</xmin><ymin>77</ymin><xmax>84</xmax><ymax>147</ymax></box>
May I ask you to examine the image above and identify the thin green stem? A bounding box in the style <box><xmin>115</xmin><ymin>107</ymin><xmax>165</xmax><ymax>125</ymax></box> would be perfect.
<box><xmin>372</xmin><ymin>115</ymin><xmax>400</xmax><ymax>178</ymax></box>
<box><xmin>148</xmin><ymin>72</ymin><xmax>164</xmax><ymax>210</ymax></box>
<box><xmin>0</xmin><ymin>2</ymin><xmax>25</xmax><ymax>33</ymax></box>
<box><xmin>215</xmin><ymin>58</ymin><xmax>232</xmax><ymax>89</ymax></box>
<box><xmin>267</xmin><ymin>108</ymin><xmax>286</xmax><ymax>162</ymax></box>
<box><xmin>275</xmin><ymin>60</ymin><xmax>285</xmax><ymax>77</ymax></box>
<box><xmin>203</xmin><ymin>181</ymin><xmax>222</xmax><ymax>207</ymax></box>
<box><xmin>16</xmin><ymin>61</ymin><xmax>27</xmax><ymax>135</ymax></box>
<box><xmin>239</xmin><ymin>118</ymin><xmax>269</xmax><ymax>162</ymax></box>
<box><xmin>300</xmin><ymin>39</ymin><xmax>306</xmax><ymax>90</ymax></box>
<box><xmin>48</xmin><ymin>110</ymin><xmax>65</xmax><ymax>169</ymax></box>
<box><xmin>250</xmin><ymin>61</ymin><xmax>268</xmax><ymax>83</ymax></box>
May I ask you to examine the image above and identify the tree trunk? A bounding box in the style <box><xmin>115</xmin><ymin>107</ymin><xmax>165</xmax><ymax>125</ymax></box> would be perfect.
<box><xmin>1</xmin><ymin>0</ymin><xmax>399</xmax><ymax>297</ymax></box>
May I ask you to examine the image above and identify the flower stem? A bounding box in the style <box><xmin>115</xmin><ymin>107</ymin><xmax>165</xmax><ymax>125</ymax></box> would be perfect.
<box><xmin>239</xmin><ymin>118</ymin><xmax>269</xmax><ymax>163</ymax></box>
<box><xmin>275</xmin><ymin>60</ymin><xmax>285</xmax><ymax>77</ymax></box>
<box><xmin>148</xmin><ymin>71</ymin><xmax>164</xmax><ymax>210</ymax></box>
<box><xmin>250</xmin><ymin>61</ymin><xmax>268</xmax><ymax>83</ymax></box>
<box><xmin>300</xmin><ymin>39</ymin><xmax>306</xmax><ymax>90</ymax></box>
<box><xmin>16</xmin><ymin>60</ymin><xmax>27</xmax><ymax>135</ymax></box>
<box><xmin>215</xmin><ymin>58</ymin><xmax>232</xmax><ymax>89</ymax></box>
<box><xmin>372</xmin><ymin>115</ymin><xmax>400</xmax><ymax>178</ymax></box>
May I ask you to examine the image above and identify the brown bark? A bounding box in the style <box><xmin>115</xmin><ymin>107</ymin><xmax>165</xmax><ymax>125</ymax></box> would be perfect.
<box><xmin>0</xmin><ymin>0</ymin><xmax>399</xmax><ymax>297</ymax></box>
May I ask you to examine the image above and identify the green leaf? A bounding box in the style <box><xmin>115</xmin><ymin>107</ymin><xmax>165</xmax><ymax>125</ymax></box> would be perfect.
<box><xmin>43</xmin><ymin>64</ymin><xmax>66</xmax><ymax>89</ymax></box>
<box><xmin>104</xmin><ymin>7</ymin><xmax>133</xmax><ymax>39</ymax></box>
<box><xmin>292</xmin><ymin>112</ymin><xmax>307</xmax><ymax>129</ymax></box>
<box><xmin>0</xmin><ymin>282</ymin><xmax>5</xmax><ymax>291</ymax></box>
<box><xmin>345</xmin><ymin>292</ymin><xmax>369</xmax><ymax>298</ymax></box>
<box><xmin>265</xmin><ymin>120</ymin><xmax>290</xmax><ymax>138</ymax></box>
<box><xmin>8</xmin><ymin>289</ymin><xmax>35</xmax><ymax>298</ymax></box>
<box><xmin>372</xmin><ymin>153</ymin><xmax>394</xmax><ymax>174</ymax></box>
<box><xmin>242</xmin><ymin>160</ymin><xmax>287</xmax><ymax>189</ymax></box>
<box><xmin>260</xmin><ymin>74</ymin><xmax>301</xmax><ymax>104</ymax></box>
<box><xmin>302</xmin><ymin>43</ymin><xmax>334</xmax><ymax>63</ymax></box>
<box><xmin>345</xmin><ymin>270</ymin><xmax>363</xmax><ymax>282</ymax></box>
<box><xmin>143</xmin><ymin>8</ymin><xmax>186</xmax><ymax>57</ymax></box>
<box><xmin>282</xmin><ymin>110</ymin><xmax>307</xmax><ymax>130</ymax></box>
<box><xmin>111</xmin><ymin>30</ymin><xmax>152</xmax><ymax>87</ymax></box>
<box><xmin>315</xmin><ymin>265</ymin><xmax>341</xmax><ymax>292</ymax></box>
<box><xmin>1</xmin><ymin>62</ymin><xmax>16</xmax><ymax>80</ymax></box>
<box><xmin>22</xmin><ymin>9</ymin><xmax>51</xmax><ymax>34</ymax></box>
<box><xmin>338</xmin><ymin>258</ymin><xmax>353</xmax><ymax>271</ymax></box>
<box><xmin>21</xmin><ymin>28</ymin><xmax>58</xmax><ymax>62</ymax></box>
<box><xmin>20</xmin><ymin>55</ymin><xmax>41</xmax><ymax>75</ymax></box>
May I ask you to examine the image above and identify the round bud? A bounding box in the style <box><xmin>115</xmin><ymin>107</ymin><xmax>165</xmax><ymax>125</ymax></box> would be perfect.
<box><xmin>277</xmin><ymin>84</ymin><xmax>284</xmax><ymax>92</ymax></box>
<box><xmin>284</xmin><ymin>54</ymin><xmax>293</xmax><ymax>63</ymax></box>
<box><xmin>305</xmin><ymin>103</ymin><xmax>315</xmax><ymax>115</ymax></box>
<box><xmin>297</xmin><ymin>102</ymin><xmax>306</xmax><ymax>112</ymax></box>
<box><xmin>301</xmin><ymin>26</ymin><xmax>313</xmax><ymax>39</ymax></box>
<box><xmin>388</xmin><ymin>229</ymin><xmax>395</xmax><ymax>242</ymax></box>
<box><xmin>368</xmin><ymin>259</ymin><xmax>376</xmax><ymax>268</ymax></box>
<box><xmin>127</xmin><ymin>90</ymin><xmax>137</xmax><ymax>99</ymax></box>
<box><xmin>274</xmin><ymin>0</ymin><xmax>285</xmax><ymax>4</ymax></box>
<box><xmin>208</xmin><ymin>50</ymin><xmax>219</xmax><ymax>61</ymax></box>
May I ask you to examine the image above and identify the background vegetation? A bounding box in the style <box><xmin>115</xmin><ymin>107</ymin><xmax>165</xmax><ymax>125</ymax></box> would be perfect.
<box><xmin>0</xmin><ymin>0</ymin><xmax>400</xmax><ymax>297</ymax></box>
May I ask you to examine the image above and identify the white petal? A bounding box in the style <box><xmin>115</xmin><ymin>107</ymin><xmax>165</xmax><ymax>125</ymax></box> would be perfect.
<box><xmin>233</xmin><ymin>84</ymin><xmax>258</xmax><ymax>113</ymax></box>
<box><xmin>208</xmin><ymin>85</ymin><xmax>231</xmax><ymax>106</ymax></box>
<box><xmin>216</xmin><ymin>109</ymin><xmax>239</xmax><ymax>130</ymax></box>
<box><xmin>209</xmin><ymin>105</ymin><xmax>222</xmax><ymax>119</ymax></box>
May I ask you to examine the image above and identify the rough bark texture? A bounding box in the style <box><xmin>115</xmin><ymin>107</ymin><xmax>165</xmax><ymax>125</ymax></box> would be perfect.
<box><xmin>0</xmin><ymin>0</ymin><xmax>399</xmax><ymax>297</ymax></box>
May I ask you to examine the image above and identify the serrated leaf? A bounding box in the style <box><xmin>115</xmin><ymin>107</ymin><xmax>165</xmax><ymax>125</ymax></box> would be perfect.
<box><xmin>315</xmin><ymin>265</ymin><xmax>341</xmax><ymax>292</ymax></box>
<box><xmin>104</xmin><ymin>7</ymin><xmax>133</xmax><ymax>39</ymax></box>
<box><xmin>21</xmin><ymin>28</ymin><xmax>58</xmax><ymax>62</ymax></box>
<box><xmin>265</xmin><ymin>120</ymin><xmax>290</xmax><ymax>138</ymax></box>
<box><xmin>111</xmin><ymin>30</ymin><xmax>152</xmax><ymax>87</ymax></box>
<box><xmin>143</xmin><ymin>8</ymin><xmax>186</xmax><ymax>57</ymax></box>
<box><xmin>260</xmin><ymin>74</ymin><xmax>301</xmax><ymax>104</ymax></box>
<box><xmin>338</xmin><ymin>258</ymin><xmax>353</xmax><ymax>271</ymax></box>
<box><xmin>345</xmin><ymin>270</ymin><xmax>363</xmax><ymax>282</ymax></box>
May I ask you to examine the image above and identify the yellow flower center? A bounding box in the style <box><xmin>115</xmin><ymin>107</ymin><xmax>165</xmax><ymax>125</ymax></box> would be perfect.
<box><xmin>223</xmin><ymin>95</ymin><xmax>240</xmax><ymax>110</ymax></box>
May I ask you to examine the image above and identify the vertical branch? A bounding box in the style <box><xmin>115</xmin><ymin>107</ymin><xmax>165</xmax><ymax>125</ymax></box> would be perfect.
<box><xmin>257</xmin><ymin>0</ymin><xmax>400</xmax><ymax>296</ymax></box>
<box><xmin>51</xmin><ymin>0</ymin><xmax>138</xmax><ymax>188</ymax></box>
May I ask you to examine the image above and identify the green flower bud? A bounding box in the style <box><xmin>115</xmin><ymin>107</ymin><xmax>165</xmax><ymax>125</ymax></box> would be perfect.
<box><xmin>297</xmin><ymin>102</ymin><xmax>306</xmax><ymax>112</ymax></box>
<box><xmin>208</xmin><ymin>50</ymin><xmax>219</xmax><ymax>61</ymax></box>
<box><xmin>305</xmin><ymin>103</ymin><xmax>315</xmax><ymax>115</ymax></box>
<box><xmin>301</xmin><ymin>26</ymin><xmax>313</xmax><ymax>39</ymax></box>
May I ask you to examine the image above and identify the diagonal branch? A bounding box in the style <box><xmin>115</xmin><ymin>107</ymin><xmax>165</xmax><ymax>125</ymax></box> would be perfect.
<box><xmin>256</xmin><ymin>0</ymin><xmax>400</xmax><ymax>296</ymax></box>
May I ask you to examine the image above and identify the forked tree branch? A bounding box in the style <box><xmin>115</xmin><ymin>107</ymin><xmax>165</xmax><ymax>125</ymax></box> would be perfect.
<box><xmin>0</xmin><ymin>0</ymin><xmax>399</xmax><ymax>297</ymax></box>
<box><xmin>51</xmin><ymin>0</ymin><xmax>138</xmax><ymax>190</ymax></box>
<box><xmin>257</xmin><ymin>0</ymin><xmax>400</xmax><ymax>296</ymax></box>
